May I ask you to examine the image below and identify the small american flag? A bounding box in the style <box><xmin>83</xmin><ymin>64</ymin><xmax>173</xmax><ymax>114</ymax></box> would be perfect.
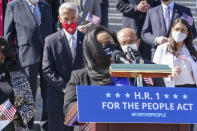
<box><xmin>85</xmin><ymin>12</ymin><xmax>100</xmax><ymax>25</ymax></box>
<box><xmin>0</xmin><ymin>99</ymin><xmax>16</xmax><ymax>121</ymax></box>
<box><xmin>144</xmin><ymin>78</ymin><xmax>154</xmax><ymax>86</ymax></box>
<box><xmin>178</xmin><ymin>55</ymin><xmax>189</xmax><ymax>62</ymax></box>
<box><xmin>182</xmin><ymin>13</ymin><xmax>194</xmax><ymax>26</ymax></box>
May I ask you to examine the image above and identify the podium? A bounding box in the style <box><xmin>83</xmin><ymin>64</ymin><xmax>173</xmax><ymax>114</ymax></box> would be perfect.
<box><xmin>65</xmin><ymin>102</ymin><xmax>189</xmax><ymax>131</ymax></box>
<box><xmin>64</xmin><ymin>64</ymin><xmax>190</xmax><ymax>131</ymax></box>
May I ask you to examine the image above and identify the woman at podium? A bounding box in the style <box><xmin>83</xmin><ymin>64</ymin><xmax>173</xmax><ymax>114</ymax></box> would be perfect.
<box><xmin>63</xmin><ymin>26</ymin><xmax>165</xmax><ymax>121</ymax></box>
<box><xmin>63</xmin><ymin>26</ymin><xmax>128</xmax><ymax>116</ymax></box>
<box><xmin>153</xmin><ymin>18</ymin><xmax>197</xmax><ymax>88</ymax></box>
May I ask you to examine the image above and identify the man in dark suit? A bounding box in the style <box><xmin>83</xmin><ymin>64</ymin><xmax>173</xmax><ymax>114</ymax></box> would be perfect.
<box><xmin>141</xmin><ymin>0</ymin><xmax>197</xmax><ymax>60</ymax></box>
<box><xmin>116</xmin><ymin>0</ymin><xmax>160</xmax><ymax>37</ymax></box>
<box><xmin>4</xmin><ymin>0</ymin><xmax>53</xmax><ymax>129</ymax></box>
<box><xmin>42</xmin><ymin>2</ymin><xmax>84</xmax><ymax>131</ymax></box>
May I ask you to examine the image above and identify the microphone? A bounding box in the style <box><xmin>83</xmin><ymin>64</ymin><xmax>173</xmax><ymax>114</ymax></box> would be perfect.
<box><xmin>112</xmin><ymin>50</ymin><xmax>130</xmax><ymax>64</ymax></box>
<box><xmin>127</xmin><ymin>46</ymin><xmax>141</xmax><ymax>63</ymax></box>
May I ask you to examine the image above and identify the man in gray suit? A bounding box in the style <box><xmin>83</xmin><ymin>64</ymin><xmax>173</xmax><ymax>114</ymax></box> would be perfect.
<box><xmin>141</xmin><ymin>0</ymin><xmax>197</xmax><ymax>60</ymax></box>
<box><xmin>4</xmin><ymin>0</ymin><xmax>53</xmax><ymax>129</ymax></box>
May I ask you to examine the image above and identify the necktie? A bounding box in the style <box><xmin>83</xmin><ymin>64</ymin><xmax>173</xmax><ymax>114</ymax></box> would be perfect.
<box><xmin>70</xmin><ymin>36</ymin><xmax>75</xmax><ymax>60</ymax></box>
<box><xmin>165</xmin><ymin>6</ymin><xmax>170</xmax><ymax>32</ymax></box>
<box><xmin>32</xmin><ymin>5</ymin><xmax>41</xmax><ymax>25</ymax></box>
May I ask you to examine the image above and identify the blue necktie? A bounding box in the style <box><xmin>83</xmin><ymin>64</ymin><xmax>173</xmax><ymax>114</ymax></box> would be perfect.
<box><xmin>32</xmin><ymin>5</ymin><xmax>41</xmax><ymax>25</ymax></box>
<box><xmin>165</xmin><ymin>6</ymin><xmax>170</xmax><ymax>32</ymax></box>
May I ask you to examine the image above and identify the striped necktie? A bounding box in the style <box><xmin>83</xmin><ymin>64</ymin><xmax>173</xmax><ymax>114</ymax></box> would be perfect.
<box><xmin>70</xmin><ymin>36</ymin><xmax>76</xmax><ymax>60</ymax></box>
<box><xmin>32</xmin><ymin>5</ymin><xmax>41</xmax><ymax>25</ymax></box>
<box><xmin>165</xmin><ymin>6</ymin><xmax>170</xmax><ymax>32</ymax></box>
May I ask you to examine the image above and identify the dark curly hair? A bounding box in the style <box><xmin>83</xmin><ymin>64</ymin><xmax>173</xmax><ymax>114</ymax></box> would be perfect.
<box><xmin>168</xmin><ymin>18</ymin><xmax>197</xmax><ymax>61</ymax></box>
<box><xmin>0</xmin><ymin>37</ymin><xmax>19</xmax><ymax>73</ymax></box>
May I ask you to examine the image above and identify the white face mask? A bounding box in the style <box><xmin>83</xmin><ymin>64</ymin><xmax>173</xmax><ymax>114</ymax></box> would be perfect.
<box><xmin>121</xmin><ymin>43</ymin><xmax>138</xmax><ymax>53</ymax></box>
<box><xmin>29</xmin><ymin>0</ymin><xmax>39</xmax><ymax>4</ymax></box>
<box><xmin>172</xmin><ymin>31</ymin><xmax>187</xmax><ymax>43</ymax></box>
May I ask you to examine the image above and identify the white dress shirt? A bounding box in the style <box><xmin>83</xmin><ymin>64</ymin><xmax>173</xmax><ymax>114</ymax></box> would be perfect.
<box><xmin>64</xmin><ymin>29</ymin><xmax>78</xmax><ymax>54</ymax></box>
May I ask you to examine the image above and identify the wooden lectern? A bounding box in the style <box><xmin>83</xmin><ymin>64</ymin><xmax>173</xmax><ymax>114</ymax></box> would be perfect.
<box><xmin>64</xmin><ymin>64</ymin><xmax>190</xmax><ymax>131</ymax></box>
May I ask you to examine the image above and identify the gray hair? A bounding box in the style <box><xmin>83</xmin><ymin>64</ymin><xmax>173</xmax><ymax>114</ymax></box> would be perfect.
<box><xmin>59</xmin><ymin>2</ymin><xmax>79</xmax><ymax>17</ymax></box>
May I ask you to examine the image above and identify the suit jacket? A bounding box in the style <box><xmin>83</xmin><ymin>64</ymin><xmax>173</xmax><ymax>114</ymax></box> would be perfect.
<box><xmin>64</xmin><ymin>0</ymin><xmax>101</xmax><ymax>26</ymax></box>
<box><xmin>153</xmin><ymin>43</ymin><xmax>197</xmax><ymax>87</ymax></box>
<box><xmin>0</xmin><ymin>0</ymin><xmax>9</xmax><ymax>36</ymax></box>
<box><xmin>141</xmin><ymin>3</ymin><xmax>197</xmax><ymax>48</ymax></box>
<box><xmin>63</xmin><ymin>68</ymin><xmax>100</xmax><ymax>116</ymax></box>
<box><xmin>42</xmin><ymin>29</ymin><xmax>84</xmax><ymax>112</ymax></box>
<box><xmin>116</xmin><ymin>0</ymin><xmax>160</xmax><ymax>36</ymax></box>
<box><xmin>4</xmin><ymin>0</ymin><xmax>53</xmax><ymax>67</ymax></box>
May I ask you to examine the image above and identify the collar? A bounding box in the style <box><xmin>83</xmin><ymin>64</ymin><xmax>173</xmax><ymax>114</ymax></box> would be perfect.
<box><xmin>162</xmin><ymin>0</ymin><xmax>174</xmax><ymax>11</ymax></box>
<box><xmin>25</xmin><ymin>0</ymin><xmax>38</xmax><ymax>8</ymax></box>
<box><xmin>64</xmin><ymin>29</ymin><xmax>78</xmax><ymax>40</ymax></box>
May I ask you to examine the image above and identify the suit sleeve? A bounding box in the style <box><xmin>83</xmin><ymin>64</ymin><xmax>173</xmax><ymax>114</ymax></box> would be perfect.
<box><xmin>63</xmin><ymin>71</ymin><xmax>79</xmax><ymax>117</ymax></box>
<box><xmin>42</xmin><ymin>38</ymin><xmax>66</xmax><ymax>93</ymax></box>
<box><xmin>93</xmin><ymin>0</ymin><xmax>101</xmax><ymax>18</ymax></box>
<box><xmin>116</xmin><ymin>0</ymin><xmax>136</xmax><ymax>14</ymax></box>
<box><xmin>188</xmin><ymin>9</ymin><xmax>197</xmax><ymax>39</ymax></box>
<box><xmin>141</xmin><ymin>10</ymin><xmax>157</xmax><ymax>47</ymax></box>
<box><xmin>4</xmin><ymin>2</ymin><xmax>15</xmax><ymax>46</ymax></box>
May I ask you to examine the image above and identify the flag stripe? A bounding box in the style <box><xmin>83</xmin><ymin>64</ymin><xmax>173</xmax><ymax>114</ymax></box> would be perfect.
<box><xmin>86</xmin><ymin>12</ymin><xmax>100</xmax><ymax>25</ymax></box>
<box><xmin>0</xmin><ymin>100</ymin><xmax>16</xmax><ymax>121</ymax></box>
<box><xmin>0</xmin><ymin>106</ymin><xmax>13</xmax><ymax>120</ymax></box>
<box><xmin>9</xmin><ymin>108</ymin><xmax>15</xmax><ymax>116</ymax></box>
<box><xmin>144</xmin><ymin>78</ymin><xmax>154</xmax><ymax>86</ymax></box>
<box><xmin>0</xmin><ymin>105</ymin><xmax>12</xmax><ymax>120</ymax></box>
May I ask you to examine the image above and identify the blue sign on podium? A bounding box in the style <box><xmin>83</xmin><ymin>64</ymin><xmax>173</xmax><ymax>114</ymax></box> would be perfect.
<box><xmin>77</xmin><ymin>86</ymin><xmax>197</xmax><ymax>123</ymax></box>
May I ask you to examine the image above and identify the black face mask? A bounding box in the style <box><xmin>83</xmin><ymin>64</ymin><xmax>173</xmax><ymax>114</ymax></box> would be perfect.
<box><xmin>161</xmin><ymin>0</ymin><xmax>170</xmax><ymax>2</ymax></box>
<box><xmin>102</xmin><ymin>43</ymin><xmax>117</xmax><ymax>57</ymax></box>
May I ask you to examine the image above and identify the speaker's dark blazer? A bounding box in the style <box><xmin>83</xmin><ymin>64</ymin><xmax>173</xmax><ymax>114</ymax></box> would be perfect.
<box><xmin>140</xmin><ymin>3</ymin><xmax>197</xmax><ymax>59</ymax></box>
<box><xmin>63</xmin><ymin>68</ymin><xmax>100</xmax><ymax>117</ymax></box>
<box><xmin>4</xmin><ymin>0</ymin><xmax>53</xmax><ymax>67</ymax></box>
<box><xmin>42</xmin><ymin>29</ymin><xmax>84</xmax><ymax>112</ymax></box>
